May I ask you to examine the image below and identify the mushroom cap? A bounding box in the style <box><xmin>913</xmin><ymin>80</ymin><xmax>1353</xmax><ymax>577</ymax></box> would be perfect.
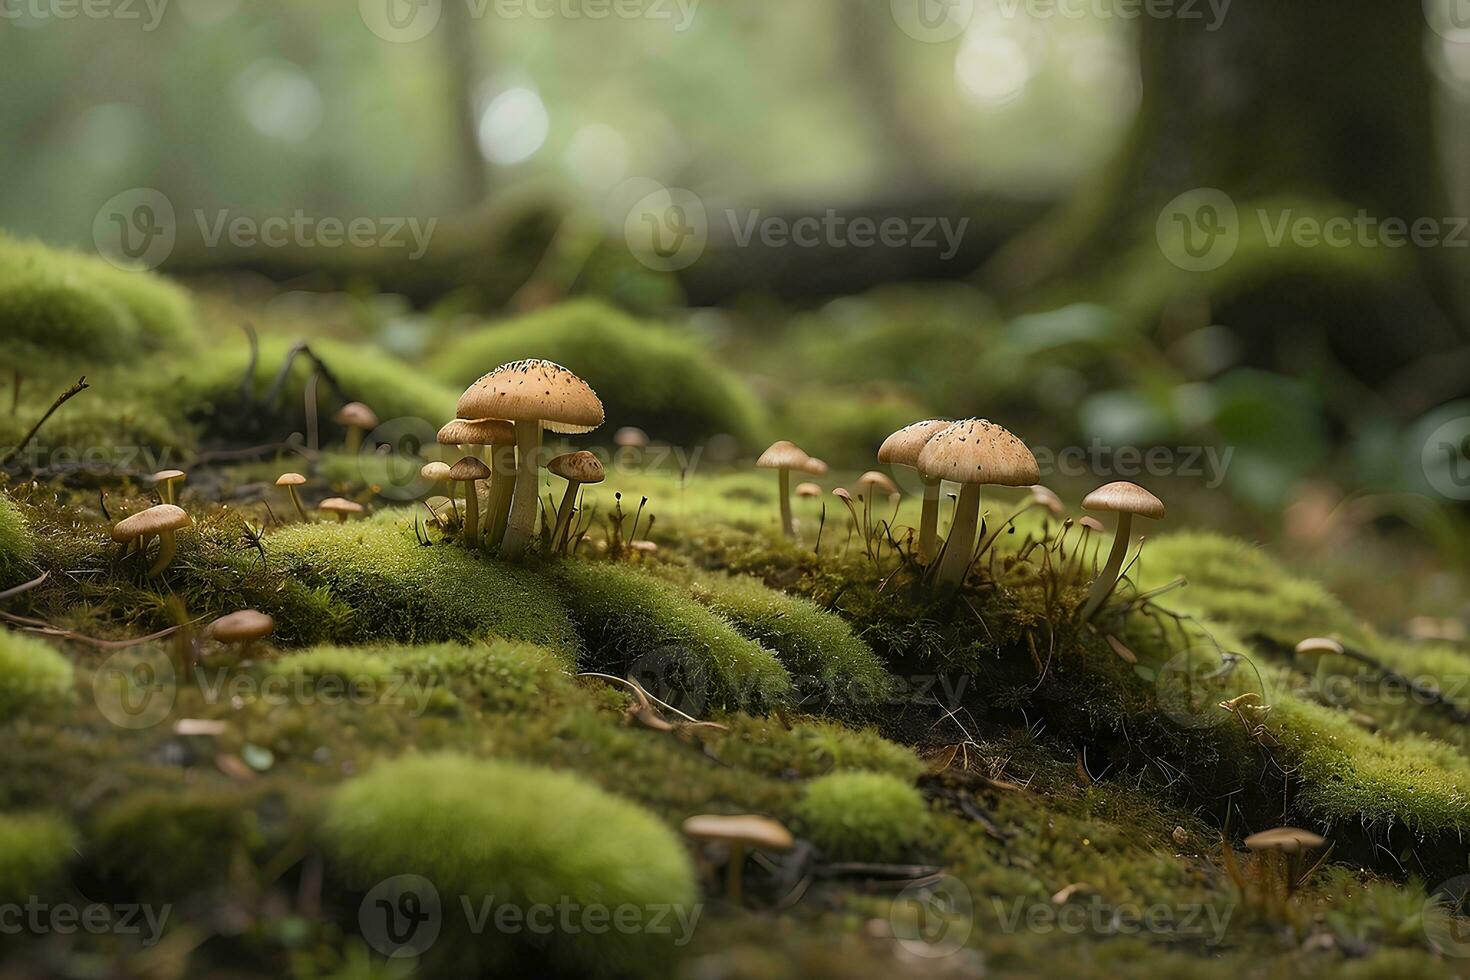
<box><xmin>151</xmin><ymin>469</ymin><xmax>186</xmax><ymax>483</ymax></box>
<box><xmin>1029</xmin><ymin>484</ymin><xmax>1065</xmax><ymax>516</ymax></box>
<box><xmin>112</xmin><ymin>504</ymin><xmax>192</xmax><ymax>542</ymax></box>
<box><xmin>856</xmin><ymin>471</ymin><xmax>900</xmax><ymax>496</ymax></box>
<box><xmin>334</xmin><ymin>401</ymin><xmax>379</xmax><ymax>429</ymax></box>
<box><xmin>548</xmin><ymin>450</ymin><xmax>605</xmax><ymax>484</ymax></box>
<box><xmin>438</xmin><ymin>418</ymin><xmax>515</xmax><ymax>447</ymax></box>
<box><xmin>1078</xmin><ymin>516</ymin><xmax>1105</xmax><ymax>532</ymax></box>
<box><xmin>456</xmin><ymin>360</ymin><xmax>604</xmax><ymax>434</ymax></box>
<box><xmin>447</xmin><ymin>456</ymin><xmax>492</xmax><ymax>482</ymax></box>
<box><xmin>803</xmin><ymin>457</ymin><xmax>829</xmax><ymax>477</ymax></box>
<box><xmin>420</xmin><ymin>461</ymin><xmax>452</xmax><ymax>482</ymax></box>
<box><xmin>832</xmin><ymin>487</ymin><xmax>853</xmax><ymax>501</ymax></box>
<box><xmin>877</xmin><ymin>419</ymin><xmax>951</xmax><ymax>468</ymax></box>
<box><xmin>631</xmin><ymin>540</ymin><xmax>659</xmax><ymax>554</ymax></box>
<box><xmin>614</xmin><ymin>426</ymin><xmax>649</xmax><ymax>448</ymax></box>
<box><xmin>1082</xmin><ymin>481</ymin><xmax>1165</xmax><ymax>520</ymax></box>
<box><xmin>795</xmin><ymin>482</ymin><xmax>822</xmax><ymax>498</ymax></box>
<box><xmin>318</xmin><ymin>497</ymin><xmax>365</xmax><ymax>516</ymax></box>
<box><xmin>208</xmin><ymin>609</ymin><xmax>275</xmax><ymax>643</ymax></box>
<box><xmin>916</xmin><ymin>419</ymin><xmax>1040</xmax><ymax>487</ymax></box>
<box><xmin>275</xmin><ymin>472</ymin><xmax>307</xmax><ymax>487</ymax></box>
<box><xmin>681</xmin><ymin>814</ymin><xmax>794</xmax><ymax>851</ymax></box>
<box><xmin>1243</xmin><ymin>827</ymin><xmax>1326</xmax><ymax>853</ymax></box>
<box><xmin>757</xmin><ymin>440</ymin><xmax>810</xmax><ymax>470</ymax></box>
<box><xmin>1295</xmin><ymin>636</ymin><xmax>1345</xmax><ymax>657</ymax></box>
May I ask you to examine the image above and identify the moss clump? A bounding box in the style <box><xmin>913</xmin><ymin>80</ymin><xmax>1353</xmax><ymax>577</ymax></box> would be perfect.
<box><xmin>426</xmin><ymin>300</ymin><xmax>766</xmax><ymax>447</ymax></box>
<box><xmin>0</xmin><ymin>812</ymin><xmax>74</xmax><ymax>902</ymax></box>
<box><xmin>91</xmin><ymin>789</ymin><xmax>264</xmax><ymax>900</ymax></box>
<box><xmin>324</xmin><ymin>754</ymin><xmax>697</xmax><ymax>977</ymax></box>
<box><xmin>555</xmin><ymin>559</ymin><xmax>791</xmax><ymax>713</ymax></box>
<box><xmin>265</xmin><ymin>512</ymin><xmax>579</xmax><ymax>652</ymax></box>
<box><xmin>0</xmin><ymin>631</ymin><xmax>73</xmax><ymax>717</ymax></box>
<box><xmin>713</xmin><ymin>718</ymin><xmax>924</xmax><ymax>782</ymax></box>
<box><xmin>0</xmin><ymin>493</ymin><xmax>36</xmax><ymax>585</ymax></box>
<box><xmin>793</xmin><ymin>772</ymin><xmax>931</xmax><ymax>862</ymax></box>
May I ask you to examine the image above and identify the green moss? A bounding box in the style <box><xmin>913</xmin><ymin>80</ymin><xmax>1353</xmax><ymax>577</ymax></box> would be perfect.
<box><xmin>792</xmin><ymin>771</ymin><xmax>931</xmax><ymax>862</ymax></box>
<box><xmin>555</xmin><ymin>559</ymin><xmax>791</xmax><ymax>713</ymax></box>
<box><xmin>0</xmin><ymin>493</ymin><xmax>36</xmax><ymax>585</ymax></box>
<box><xmin>265</xmin><ymin>512</ymin><xmax>578</xmax><ymax>651</ymax></box>
<box><xmin>0</xmin><ymin>812</ymin><xmax>73</xmax><ymax>902</ymax></box>
<box><xmin>426</xmin><ymin>300</ymin><xmax>767</xmax><ymax>447</ymax></box>
<box><xmin>324</xmin><ymin>754</ymin><xmax>697</xmax><ymax>977</ymax></box>
<box><xmin>92</xmin><ymin>788</ymin><xmax>264</xmax><ymax>899</ymax></box>
<box><xmin>713</xmin><ymin>718</ymin><xmax>925</xmax><ymax>782</ymax></box>
<box><xmin>0</xmin><ymin>631</ymin><xmax>73</xmax><ymax>717</ymax></box>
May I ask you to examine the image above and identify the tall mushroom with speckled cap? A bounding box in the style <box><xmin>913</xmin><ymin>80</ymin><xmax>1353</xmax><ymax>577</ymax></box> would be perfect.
<box><xmin>456</xmin><ymin>360</ymin><xmax>604</xmax><ymax>556</ymax></box>
<box><xmin>917</xmin><ymin>419</ymin><xmax>1040</xmax><ymax>589</ymax></box>
<box><xmin>878</xmin><ymin>420</ymin><xmax>950</xmax><ymax>564</ymax></box>
<box><xmin>547</xmin><ymin>450</ymin><xmax>605</xmax><ymax>552</ymax></box>
<box><xmin>1077</xmin><ymin>481</ymin><xmax>1164</xmax><ymax>623</ymax></box>
<box><xmin>756</xmin><ymin>441</ymin><xmax>810</xmax><ymax>539</ymax></box>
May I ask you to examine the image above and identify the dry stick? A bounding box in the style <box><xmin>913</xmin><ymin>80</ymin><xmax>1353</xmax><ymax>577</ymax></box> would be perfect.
<box><xmin>0</xmin><ymin>611</ymin><xmax>198</xmax><ymax>649</ymax></box>
<box><xmin>304</xmin><ymin>373</ymin><xmax>320</xmax><ymax>453</ymax></box>
<box><xmin>0</xmin><ymin>571</ymin><xmax>48</xmax><ymax>601</ymax></box>
<box><xmin>1</xmin><ymin>376</ymin><xmax>89</xmax><ymax>468</ymax></box>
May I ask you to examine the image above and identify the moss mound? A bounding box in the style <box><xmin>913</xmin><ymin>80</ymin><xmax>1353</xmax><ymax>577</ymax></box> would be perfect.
<box><xmin>426</xmin><ymin>300</ymin><xmax>766</xmax><ymax>447</ymax></box>
<box><xmin>0</xmin><ymin>493</ymin><xmax>36</xmax><ymax>585</ymax></box>
<box><xmin>91</xmin><ymin>788</ymin><xmax>264</xmax><ymax>900</ymax></box>
<box><xmin>555</xmin><ymin>559</ymin><xmax>791</xmax><ymax>713</ymax></box>
<box><xmin>0</xmin><ymin>812</ymin><xmax>74</xmax><ymax>903</ymax></box>
<box><xmin>324</xmin><ymin>754</ymin><xmax>697</xmax><ymax>977</ymax></box>
<box><xmin>0</xmin><ymin>631</ymin><xmax>73</xmax><ymax>717</ymax></box>
<box><xmin>792</xmin><ymin>771</ymin><xmax>930</xmax><ymax>862</ymax></box>
<box><xmin>265</xmin><ymin>512</ymin><xmax>578</xmax><ymax>652</ymax></box>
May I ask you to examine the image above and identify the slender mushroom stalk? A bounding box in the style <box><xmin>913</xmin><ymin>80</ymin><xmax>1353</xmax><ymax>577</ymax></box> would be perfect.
<box><xmin>335</xmin><ymin>402</ymin><xmax>379</xmax><ymax>456</ymax></box>
<box><xmin>757</xmin><ymin>441</ymin><xmax>811</xmax><ymax>539</ymax></box>
<box><xmin>856</xmin><ymin>471</ymin><xmax>898</xmax><ymax>550</ymax></box>
<box><xmin>547</xmin><ymin>451</ymin><xmax>606</xmax><ymax>552</ymax></box>
<box><xmin>1077</xmin><ymin>481</ymin><xmax>1165</xmax><ymax>623</ymax></box>
<box><xmin>454</xmin><ymin>360</ymin><xmax>604</xmax><ymax>558</ymax></box>
<box><xmin>486</xmin><ymin>443</ymin><xmax>517</xmax><ymax>547</ymax></box>
<box><xmin>276</xmin><ymin>472</ymin><xmax>308</xmax><ymax>521</ymax></box>
<box><xmin>448</xmin><ymin>457</ymin><xmax>491</xmax><ymax>549</ymax></box>
<box><xmin>152</xmin><ymin>469</ymin><xmax>186</xmax><ymax>505</ymax></box>
<box><xmin>437</xmin><ymin>419</ymin><xmax>515</xmax><ymax>547</ymax></box>
<box><xmin>877</xmin><ymin>420</ymin><xmax>950</xmax><ymax>564</ymax></box>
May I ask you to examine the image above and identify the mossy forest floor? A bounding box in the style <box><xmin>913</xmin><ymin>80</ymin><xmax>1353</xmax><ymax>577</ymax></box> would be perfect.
<box><xmin>4</xmin><ymin>241</ymin><xmax>1470</xmax><ymax>977</ymax></box>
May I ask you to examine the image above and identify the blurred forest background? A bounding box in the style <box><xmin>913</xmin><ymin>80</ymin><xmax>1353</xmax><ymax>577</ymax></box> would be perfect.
<box><xmin>5</xmin><ymin>0</ymin><xmax>1470</xmax><ymax>619</ymax></box>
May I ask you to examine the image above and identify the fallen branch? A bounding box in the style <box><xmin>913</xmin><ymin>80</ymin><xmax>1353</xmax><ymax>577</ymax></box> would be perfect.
<box><xmin>1</xmin><ymin>376</ymin><xmax>89</xmax><ymax>468</ymax></box>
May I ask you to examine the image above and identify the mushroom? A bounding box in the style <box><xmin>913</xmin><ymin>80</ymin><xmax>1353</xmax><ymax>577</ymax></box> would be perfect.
<box><xmin>334</xmin><ymin>402</ymin><xmax>379</xmax><ymax>455</ymax></box>
<box><xmin>112</xmin><ymin>504</ymin><xmax>192</xmax><ymax>577</ymax></box>
<box><xmin>318</xmin><ymin>497</ymin><xmax>365</xmax><ymax>523</ymax></box>
<box><xmin>917</xmin><ymin>419</ymin><xmax>1040</xmax><ymax>589</ymax></box>
<box><xmin>151</xmin><ymin>469</ymin><xmax>186</xmax><ymax>505</ymax></box>
<box><xmin>682</xmin><ymin>814</ymin><xmax>794</xmax><ymax>904</ymax></box>
<box><xmin>1294</xmin><ymin>637</ymin><xmax>1345</xmax><ymax>657</ymax></box>
<box><xmin>1028</xmin><ymin>484</ymin><xmax>1065</xmax><ymax>518</ymax></box>
<box><xmin>756</xmin><ymin>441</ymin><xmax>811</xmax><ymax>539</ymax></box>
<box><xmin>438</xmin><ymin>418</ymin><xmax>517</xmax><ymax>545</ymax></box>
<box><xmin>615</xmin><ymin>426</ymin><xmax>650</xmax><ymax>467</ymax></box>
<box><xmin>447</xmin><ymin>456</ymin><xmax>492</xmax><ymax>548</ymax></box>
<box><xmin>547</xmin><ymin>450</ymin><xmax>606</xmax><ymax>552</ymax></box>
<box><xmin>1074</xmin><ymin>514</ymin><xmax>1105</xmax><ymax>575</ymax></box>
<box><xmin>795</xmin><ymin>482</ymin><xmax>821</xmax><ymax>499</ymax></box>
<box><xmin>275</xmin><ymin>472</ymin><xmax>308</xmax><ymax>522</ymax></box>
<box><xmin>803</xmin><ymin>457</ymin><xmax>829</xmax><ymax>477</ymax></box>
<box><xmin>878</xmin><ymin>420</ymin><xmax>950</xmax><ymax>564</ymax></box>
<box><xmin>455</xmin><ymin>360</ymin><xmax>604</xmax><ymax>556</ymax></box>
<box><xmin>1243</xmin><ymin>826</ymin><xmax>1327</xmax><ymax>894</ymax></box>
<box><xmin>855</xmin><ymin>470</ymin><xmax>899</xmax><ymax>548</ymax></box>
<box><xmin>1077</xmin><ymin>481</ymin><xmax>1165</xmax><ymax>622</ymax></box>
<box><xmin>207</xmin><ymin>610</ymin><xmax>275</xmax><ymax>656</ymax></box>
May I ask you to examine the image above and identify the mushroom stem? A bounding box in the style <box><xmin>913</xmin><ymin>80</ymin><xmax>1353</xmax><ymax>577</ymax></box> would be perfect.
<box><xmin>287</xmin><ymin>486</ymin><xmax>307</xmax><ymax>522</ymax></box>
<box><xmin>345</xmin><ymin>426</ymin><xmax>365</xmax><ymax>456</ymax></box>
<box><xmin>147</xmin><ymin>531</ymin><xmax>177</xmax><ymax>577</ymax></box>
<box><xmin>486</xmin><ymin>443</ymin><xmax>516</xmax><ymax>547</ymax></box>
<box><xmin>1080</xmin><ymin>512</ymin><xmax>1134</xmax><ymax>622</ymax></box>
<box><xmin>917</xmin><ymin>476</ymin><xmax>941</xmax><ymax>564</ymax></box>
<box><xmin>935</xmin><ymin>483</ymin><xmax>981</xmax><ymax>589</ymax></box>
<box><xmin>502</xmin><ymin>421</ymin><xmax>543</xmax><ymax>556</ymax></box>
<box><xmin>777</xmin><ymin>467</ymin><xmax>794</xmax><ymax>538</ymax></box>
<box><xmin>551</xmin><ymin>480</ymin><xmax>582</xmax><ymax>552</ymax></box>
<box><xmin>462</xmin><ymin>479</ymin><xmax>481</xmax><ymax>548</ymax></box>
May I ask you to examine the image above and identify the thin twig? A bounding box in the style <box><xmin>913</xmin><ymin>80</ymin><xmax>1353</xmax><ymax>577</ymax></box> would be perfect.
<box><xmin>1</xmin><ymin>377</ymin><xmax>89</xmax><ymax>467</ymax></box>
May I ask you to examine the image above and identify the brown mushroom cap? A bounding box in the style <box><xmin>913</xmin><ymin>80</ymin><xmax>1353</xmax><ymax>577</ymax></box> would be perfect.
<box><xmin>832</xmin><ymin>487</ymin><xmax>853</xmax><ymax>502</ymax></box>
<box><xmin>877</xmin><ymin>420</ymin><xmax>951</xmax><ymax>468</ymax></box>
<box><xmin>856</xmin><ymin>471</ymin><xmax>900</xmax><ymax>496</ymax></box>
<box><xmin>112</xmin><ymin>504</ymin><xmax>192</xmax><ymax>542</ymax></box>
<box><xmin>1029</xmin><ymin>485</ymin><xmax>1065</xmax><ymax>516</ymax></box>
<box><xmin>916</xmin><ymin>419</ymin><xmax>1041</xmax><ymax>487</ymax></box>
<box><xmin>151</xmin><ymin>469</ymin><xmax>186</xmax><ymax>484</ymax></box>
<box><xmin>1078</xmin><ymin>516</ymin><xmax>1105</xmax><ymax>532</ymax></box>
<box><xmin>795</xmin><ymin>482</ymin><xmax>821</xmax><ymax>498</ymax></box>
<box><xmin>447</xmin><ymin>457</ymin><xmax>492</xmax><ymax>482</ymax></box>
<box><xmin>614</xmin><ymin>426</ymin><xmax>649</xmax><ymax>448</ymax></box>
<box><xmin>1295</xmin><ymin>636</ymin><xmax>1345</xmax><ymax>657</ymax></box>
<box><xmin>631</xmin><ymin>540</ymin><xmax>659</xmax><ymax>554</ymax></box>
<box><xmin>803</xmin><ymin>457</ymin><xmax>829</xmax><ymax>477</ymax></box>
<box><xmin>318</xmin><ymin>497</ymin><xmax>365</xmax><ymax>516</ymax></box>
<box><xmin>334</xmin><ymin>402</ymin><xmax>379</xmax><ymax>429</ymax></box>
<box><xmin>456</xmin><ymin>360</ymin><xmax>604</xmax><ymax>434</ymax></box>
<box><xmin>275</xmin><ymin>472</ymin><xmax>307</xmax><ymax>487</ymax></box>
<box><xmin>438</xmin><ymin>418</ymin><xmax>516</xmax><ymax>447</ymax></box>
<box><xmin>208</xmin><ymin>610</ymin><xmax>275</xmax><ymax>644</ymax></box>
<box><xmin>1082</xmin><ymin>481</ymin><xmax>1165</xmax><ymax>520</ymax></box>
<box><xmin>420</xmin><ymin>461</ymin><xmax>452</xmax><ymax>482</ymax></box>
<box><xmin>682</xmin><ymin>814</ymin><xmax>794</xmax><ymax>851</ymax></box>
<box><xmin>548</xmin><ymin>450</ymin><xmax>605</xmax><ymax>484</ymax></box>
<box><xmin>1243</xmin><ymin>827</ymin><xmax>1326</xmax><ymax>853</ymax></box>
<box><xmin>756</xmin><ymin>440</ymin><xmax>810</xmax><ymax>470</ymax></box>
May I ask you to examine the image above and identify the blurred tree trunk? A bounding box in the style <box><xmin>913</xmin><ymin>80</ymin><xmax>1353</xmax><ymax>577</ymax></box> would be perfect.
<box><xmin>441</xmin><ymin>0</ymin><xmax>488</xmax><ymax>205</ymax></box>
